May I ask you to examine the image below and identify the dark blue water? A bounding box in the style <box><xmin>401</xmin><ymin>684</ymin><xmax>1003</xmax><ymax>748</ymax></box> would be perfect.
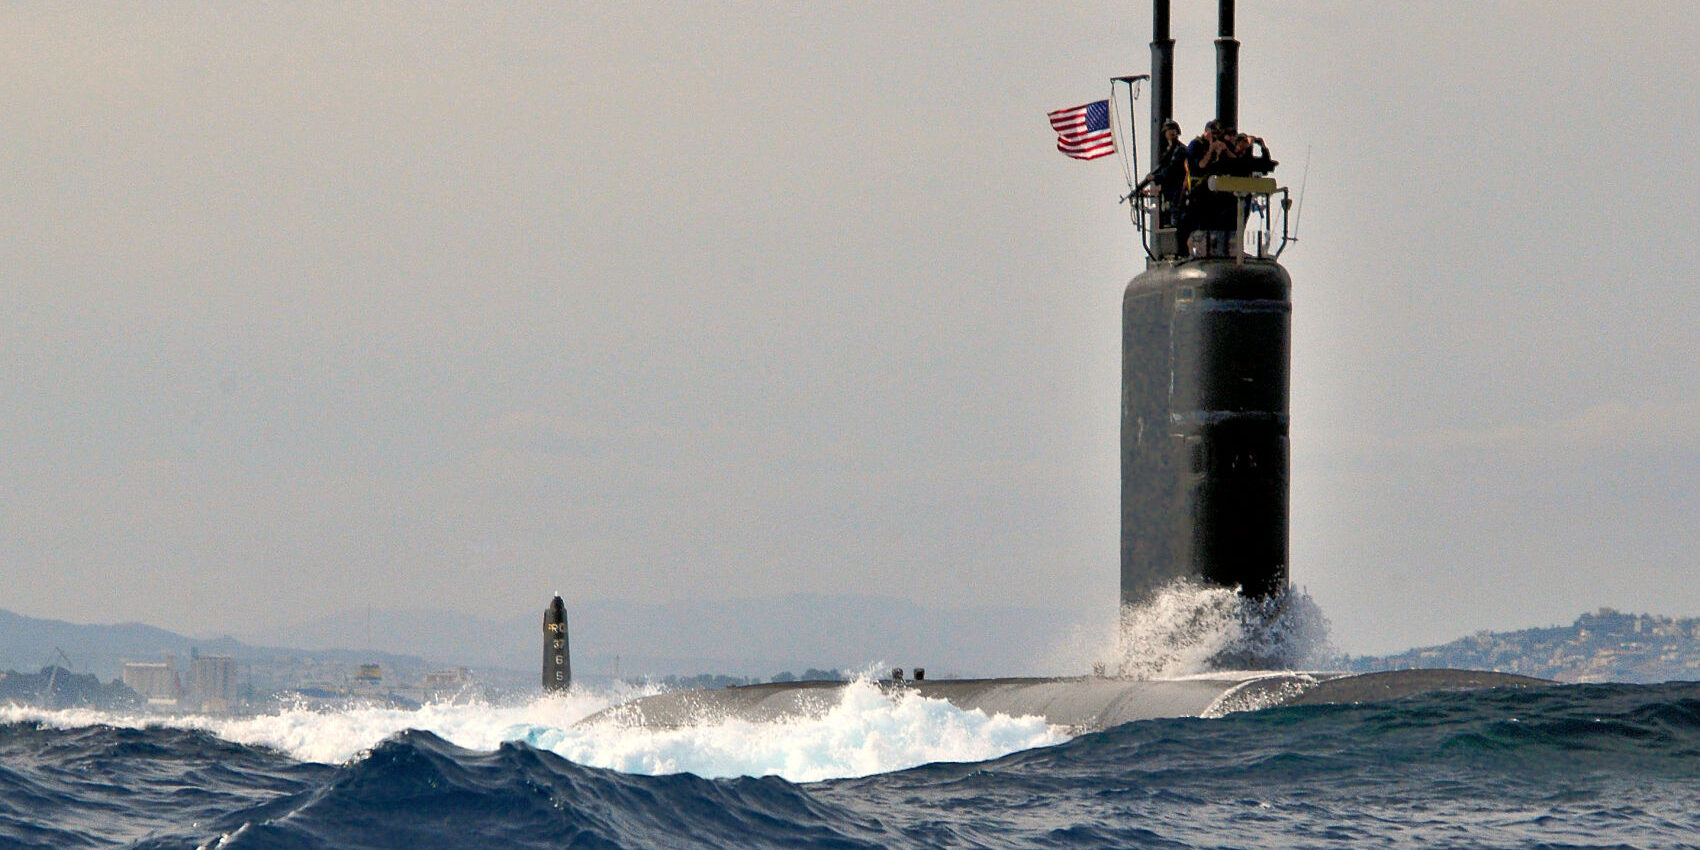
<box><xmin>5</xmin><ymin>682</ymin><xmax>1699</xmax><ymax>849</ymax></box>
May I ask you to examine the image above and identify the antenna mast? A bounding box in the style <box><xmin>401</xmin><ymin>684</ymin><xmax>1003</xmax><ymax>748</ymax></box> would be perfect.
<box><xmin>1215</xmin><ymin>0</ymin><xmax>1239</xmax><ymax>129</ymax></box>
<box><xmin>1149</xmin><ymin>0</ymin><xmax>1174</xmax><ymax>175</ymax></box>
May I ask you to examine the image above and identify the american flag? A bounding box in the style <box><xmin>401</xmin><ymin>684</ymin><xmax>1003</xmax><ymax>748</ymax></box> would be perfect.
<box><xmin>1047</xmin><ymin>100</ymin><xmax>1115</xmax><ymax>160</ymax></box>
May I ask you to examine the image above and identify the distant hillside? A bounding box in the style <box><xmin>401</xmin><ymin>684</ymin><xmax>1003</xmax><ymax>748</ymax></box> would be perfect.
<box><xmin>16</xmin><ymin>602</ymin><xmax>1697</xmax><ymax>690</ymax></box>
<box><xmin>0</xmin><ymin>608</ymin><xmax>436</xmax><ymax>682</ymax></box>
<box><xmin>0</xmin><ymin>596</ymin><xmax>1096</xmax><ymax>689</ymax></box>
<box><xmin>1345</xmin><ymin>609</ymin><xmax>1700</xmax><ymax>683</ymax></box>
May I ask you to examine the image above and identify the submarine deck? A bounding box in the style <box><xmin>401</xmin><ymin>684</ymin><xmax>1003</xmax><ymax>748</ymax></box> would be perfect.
<box><xmin>579</xmin><ymin>669</ymin><xmax>1549</xmax><ymax>732</ymax></box>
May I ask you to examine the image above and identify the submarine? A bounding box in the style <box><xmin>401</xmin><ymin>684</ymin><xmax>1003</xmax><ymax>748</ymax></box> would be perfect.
<box><xmin>555</xmin><ymin>0</ymin><xmax>1548</xmax><ymax>731</ymax></box>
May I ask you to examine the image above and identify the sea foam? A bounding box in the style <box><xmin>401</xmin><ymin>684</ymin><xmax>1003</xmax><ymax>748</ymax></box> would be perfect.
<box><xmin>1109</xmin><ymin>580</ymin><xmax>1334</xmax><ymax>678</ymax></box>
<box><xmin>0</xmin><ymin>583</ymin><xmax>1329</xmax><ymax>782</ymax></box>
<box><xmin>0</xmin><ymin>678</ymin><xmax>1064</xmax><ymax>782</ymax></box>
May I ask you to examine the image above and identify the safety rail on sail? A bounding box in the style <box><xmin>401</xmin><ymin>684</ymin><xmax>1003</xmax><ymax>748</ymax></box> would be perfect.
<box><xmin>1131</xmin><ymin>176</ymin><xmax>1294</xmax><ymax>263</ymax></box>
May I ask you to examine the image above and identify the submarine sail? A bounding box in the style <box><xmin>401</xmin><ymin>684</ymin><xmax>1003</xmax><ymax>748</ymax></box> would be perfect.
<box><xmin>1121</xmin><ymin>0</ymin><xmax>1293</xmax><ymax>607</ymax></box>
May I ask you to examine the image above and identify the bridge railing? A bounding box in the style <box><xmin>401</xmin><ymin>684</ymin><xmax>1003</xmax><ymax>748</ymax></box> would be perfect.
<box><xmin>1132</xmin><ymin>176</ymin><xmax>1293</xmax><ymax>263</ymax></box>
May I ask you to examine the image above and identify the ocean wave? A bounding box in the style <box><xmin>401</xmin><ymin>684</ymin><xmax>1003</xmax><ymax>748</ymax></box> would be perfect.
<box><xmin>5</xmin><ymin>681</ymin><xmax>1700</xmax><ymax>849</ymax></box>
<box><xmin>1</xmin><ymin>678</ymin><xmax>1062</xmax><ymax>782</ymax></box>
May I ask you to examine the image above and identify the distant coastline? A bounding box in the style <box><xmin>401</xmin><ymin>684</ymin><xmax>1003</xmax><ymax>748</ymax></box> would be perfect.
<box><xmin>5</xmin><ymin>603</ymin><xmax>1699</xmax><ymax>715</ymax></box>
<box><xmin>1343</xmin><ymin>608</ymin><xmax>1700</xmax><ymax>683</ymax></box>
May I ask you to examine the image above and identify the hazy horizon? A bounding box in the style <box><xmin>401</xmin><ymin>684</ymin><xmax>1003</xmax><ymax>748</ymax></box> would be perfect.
<box><xmin>4</xmin><ymin>3</ymin><xmax>1696</xmax><ymax>657</ymax></box>
<box><xmin>6</xmin><ymin>590</ymin><xmax>1677</xmax><ymax>684</ymax></box>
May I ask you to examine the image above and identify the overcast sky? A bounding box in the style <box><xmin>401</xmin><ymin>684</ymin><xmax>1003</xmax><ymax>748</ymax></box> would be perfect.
<box><xmin>2</xmin><ymin>2</ymin><xmax>1695</xmax><ymax>657</ymax></box>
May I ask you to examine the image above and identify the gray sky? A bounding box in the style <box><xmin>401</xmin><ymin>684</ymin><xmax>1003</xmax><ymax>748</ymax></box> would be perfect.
<box><xmin>2</xmin><ymin>2</ymin><xmax>1695</xmax><ymax>657</ymax></box>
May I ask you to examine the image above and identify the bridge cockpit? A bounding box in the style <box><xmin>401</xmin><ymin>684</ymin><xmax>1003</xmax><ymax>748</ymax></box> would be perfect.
<box><xmin>1130</xmin><ymin>131</ymin><xmax>1293</xmax><ymax>264</ymax></box>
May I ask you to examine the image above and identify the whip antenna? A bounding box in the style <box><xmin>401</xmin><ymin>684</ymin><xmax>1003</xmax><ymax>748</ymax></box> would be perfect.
<box><xmin>1291</xmin><ymin>144</ymin><xmax>1313</xmax><ymax>241</ymax></box>
<box><xmin>1109</xmin><ymin>83</ymin><xmax>1134</xmax><ymax>198</ymax></box>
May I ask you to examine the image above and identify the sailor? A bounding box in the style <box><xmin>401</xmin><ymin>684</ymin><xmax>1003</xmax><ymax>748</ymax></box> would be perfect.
<box><xmin>1177</xmin><ymin>121</ymin><xmax>1235</xmax><ymax>254</ymax></box>
<box><xmin>1202</xmin><ymin>132</ymin><xmax>1279</xmax><ymax>247</ymax></box>
<box><xmin>1223</xmin><ymin>132</ymin><xmax>1277</xmax><ymax>176</ymax></box>
<box><xmin>1137</xmin><ymin>119</ymin><xmax>1189</xmax><ymax>227</ymax></box>
<box><xmin>1186</xmin><ymin>119</ymin><xmax>1224</xmax><ymax>164</ymax></box>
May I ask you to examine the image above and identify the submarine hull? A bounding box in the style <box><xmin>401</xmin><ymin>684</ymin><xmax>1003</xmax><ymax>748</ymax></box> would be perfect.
<box><xmin>579</xmin><ymin>670</ymin><xmax>1549</xmax><ymax>733</ymax></box>
<box><xmin>1122</xmin><ymin>257</ymin><xmax>1291</xmax><ymax>606</ymax></box>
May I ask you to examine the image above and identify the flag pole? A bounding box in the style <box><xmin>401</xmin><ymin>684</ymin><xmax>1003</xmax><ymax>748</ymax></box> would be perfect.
<box><xmin>1113</xmin><ymin>74</ymin><xmax>1149</xmax><ymax>230</ymax></box>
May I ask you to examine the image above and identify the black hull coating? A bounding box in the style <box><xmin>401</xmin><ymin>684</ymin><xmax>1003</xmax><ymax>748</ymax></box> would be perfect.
<box><xmin>579</xmin><ymin>669</ymin><xmax>1548</xmax><ymax>733</ymax></box>
<box><xmin>1122</xmin><ymin>257</ymin><xmax>1291</xmax><ymax>605</ymax></box>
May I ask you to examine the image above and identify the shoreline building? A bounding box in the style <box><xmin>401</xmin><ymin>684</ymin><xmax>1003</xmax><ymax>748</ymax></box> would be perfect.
<box><xmin>186</xmin><ymin>654</ymin><xmax>237</xmax><ymax>714</ymax></box>
<box><xmin>121</xmin><ymin>660</ymin><xmax>180</xmax><ymax>708</ymax></box>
